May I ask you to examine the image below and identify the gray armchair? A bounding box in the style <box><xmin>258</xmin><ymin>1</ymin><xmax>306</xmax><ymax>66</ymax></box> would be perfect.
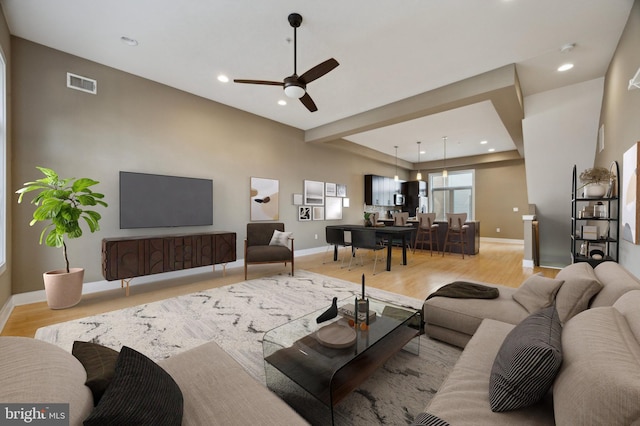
<box><xmin>244</xmin><ymin>222</ymin><xmax>294</xmax><ymax>279</ymax></box>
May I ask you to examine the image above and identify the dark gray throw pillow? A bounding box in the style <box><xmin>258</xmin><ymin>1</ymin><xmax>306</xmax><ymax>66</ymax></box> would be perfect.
<box><xmin>411</xmin><ymin>412</ymin><xmax>450</xmax><ymax>425</ymax></box>
<box><xmin>83</xmin><ymin>346</ymin><xmax>183</xmax><ymax>426</ymax></box>
<box><xmin>489</xmin><ymin>305</ymin><xmax>562</xmax><ymax>412</ymax></box>
<box><xmin>72</xmin><ymin>341</ymin><xmax>120</xmax><ymax>405</ymax></box>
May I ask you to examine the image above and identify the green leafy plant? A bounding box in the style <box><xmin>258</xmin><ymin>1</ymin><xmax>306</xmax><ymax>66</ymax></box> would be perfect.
<box><xmin>16</xmin><ymin>167</ymin><xmax>108</xmax><ymax>273</ymax></box>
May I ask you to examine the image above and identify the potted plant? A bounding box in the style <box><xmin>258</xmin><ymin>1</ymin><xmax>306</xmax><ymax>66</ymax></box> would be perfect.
<box><xmin>364</xmin><ymin>212</ymin><xmax>373</xmax><ymax>227</ymax></box>
<box><xmin>579</xmin><ymin>167</ymin><xmax>613</xmax><ymax>198</ymax></box>
<box><xmin>16</xmin><ymin>167</ymin><xmax>108</xmax><ymax>309</ymax></box>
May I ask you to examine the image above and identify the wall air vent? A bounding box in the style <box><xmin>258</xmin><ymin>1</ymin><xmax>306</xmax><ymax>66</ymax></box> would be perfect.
<box><xmin>66</xmin><ymin>72</ymin><xmax>97</xmax><ymax>94</ymax></box>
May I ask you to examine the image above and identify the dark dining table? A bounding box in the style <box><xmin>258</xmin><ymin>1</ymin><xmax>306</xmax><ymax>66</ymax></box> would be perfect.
<box><xmin>325</xmin><ymin>224</ymin><xmax>415</xmax><ymax>271</ymax></box>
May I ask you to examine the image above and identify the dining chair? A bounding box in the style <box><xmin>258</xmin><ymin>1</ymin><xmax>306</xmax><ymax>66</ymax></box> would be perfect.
<box><xmin>442</xmin><ymin>213</ymin><xmax>469</xmax><ymax>259</ymax></box>
<box><xmin>392</xmin><ymin>212</ymin><xmax>409</xmax><ymax>226</ymax></box>
<box><xmin>323</xmin><ymin>226</ymin><xmax>351</xmax><ymax>267</ymax></box>
<box><xmin>348</xmin><ymin>228</ymin><xmax>386</xmax><ymax>275</ymax></box>
<box><xmin>413</xmin><ymin>213</ymin><xmax>439</xmax><ymax>255</ymax></box>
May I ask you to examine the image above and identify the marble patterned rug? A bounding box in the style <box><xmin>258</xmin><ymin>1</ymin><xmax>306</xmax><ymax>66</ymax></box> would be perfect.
<box><xmin>35</xmin><ymin>270</ymin><xmax>461</xmax><ymax>425</ymax></box>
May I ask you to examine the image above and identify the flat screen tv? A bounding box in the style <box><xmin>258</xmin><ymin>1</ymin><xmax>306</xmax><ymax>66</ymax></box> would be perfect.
<box><xmin>120</xmin><ymin>171</ymin><xmax>213</xmax><ymax>229</ymax></box>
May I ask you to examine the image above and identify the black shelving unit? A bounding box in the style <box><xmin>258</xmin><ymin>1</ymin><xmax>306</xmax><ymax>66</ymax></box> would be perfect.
<box><xmin>571</xmin><ymin>162</ymin><xmax>619</xmax><ymax>266</ymax></box>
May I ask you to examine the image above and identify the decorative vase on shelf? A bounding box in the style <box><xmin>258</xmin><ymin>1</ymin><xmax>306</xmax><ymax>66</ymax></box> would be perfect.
<box><xmin>584</xmin><ymin>183</ymin><xmax>607</xmax><ymax>198</ymax></box>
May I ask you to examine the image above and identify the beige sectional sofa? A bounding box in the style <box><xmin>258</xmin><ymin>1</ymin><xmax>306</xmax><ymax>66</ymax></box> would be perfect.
<box><xmin>0</xmin><ymin>337</ymin><xmax>308</xmax><ymax>425</ymax></box>
<box><xmin>419</xmin><ymin>261</ymin><xmax>640</xmax><ymax>425</ymax></box>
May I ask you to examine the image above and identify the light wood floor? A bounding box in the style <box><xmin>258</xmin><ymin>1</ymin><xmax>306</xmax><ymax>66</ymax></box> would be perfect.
<box><xmin>1</xmin><ymin>241</ymin><xmax>558</xmax><ymax>338</ymax></box>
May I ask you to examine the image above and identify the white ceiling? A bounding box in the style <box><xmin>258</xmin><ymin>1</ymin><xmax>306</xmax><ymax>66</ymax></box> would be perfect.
<box><xmin>0</xmin><ymin>0</ymin><xmax>634</xmax><ymax>163</ymax></box>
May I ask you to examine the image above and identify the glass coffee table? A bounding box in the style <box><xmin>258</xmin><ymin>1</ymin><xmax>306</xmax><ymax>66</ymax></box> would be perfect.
<box><xmin>263</xmin><ymin>297</ymin><xmax>420</xmax><ymax>425</ymax></box>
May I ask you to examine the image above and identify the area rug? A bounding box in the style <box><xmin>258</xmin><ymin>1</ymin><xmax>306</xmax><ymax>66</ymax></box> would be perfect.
<box><xmin>35</xmin><ymin>270</ymin><xmax>461</xmax><ymax>425</ymax></box>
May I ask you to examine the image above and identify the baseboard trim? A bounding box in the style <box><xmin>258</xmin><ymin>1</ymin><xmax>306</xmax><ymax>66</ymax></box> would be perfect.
<box><xmin>480</xmin><ymin>237</ymin><xmax>524</xmax><ymax>245</ymax></box>
<box><xmin>522</xmin><ymin>259</ymin><xmax>535</xmax><ymax>268</ymax></box>
<box><xmin>8</xmin><ymin>246</ymin><xmax>327</xmax><ymax>307</ymax></box>
<box><xmin>0</xmin><ymin>296</ymin><xmax>15</xmax><ymax>333</ymax></box>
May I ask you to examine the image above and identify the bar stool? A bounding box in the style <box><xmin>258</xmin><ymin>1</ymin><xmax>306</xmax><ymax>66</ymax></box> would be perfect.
<box><xmin>413</xmin><ymin>213</ymin><xmax>439</xmax><ymax>255</ymax></box>
<box><xmin>443</xmin><ymin>213</ymin><xmax>469</xmax><ymax>259</ymax></box>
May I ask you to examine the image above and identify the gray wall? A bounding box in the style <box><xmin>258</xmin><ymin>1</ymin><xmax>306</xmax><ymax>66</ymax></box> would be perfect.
<box><xmin>597</xmin><ymin>0</ymin><xmax>640</xmax><ymax>277</ymax></box>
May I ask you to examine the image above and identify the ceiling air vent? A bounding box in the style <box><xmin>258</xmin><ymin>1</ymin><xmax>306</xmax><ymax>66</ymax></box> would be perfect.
<box><xmin>66</xmin><ymin>72</ymin><xmax>97</xmax><ymax>94</ymax></box>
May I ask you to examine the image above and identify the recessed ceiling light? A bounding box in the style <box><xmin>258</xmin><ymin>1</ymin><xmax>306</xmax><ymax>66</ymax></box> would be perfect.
<box><xmin>480</xmin><ymin>140</ymin><xmax>488</xmax><ymax>145</ymax></box>
<box><xmin>558</xmin><ymin>63</ymin><xmax>574</xmax><ymax>72</ymax></box>
<box><xmin>488</xmin><ymin>148</ymin><xmax>496</xmax><ymax>152</ymax></box>
<box><xmin>278</xmin><ymin>100</ymin><xmax>287</xmax><ymax>106</ymax></box>
<box><xmin>120</xmin><ymin>36</ymin><xmax>138</xmax><ymax>46</ymax></box>
<box><xmin>217</xmin><ymin>74</ymin><xmax>229</xmax><ymax>83</ymax></box>
<box><xmin>420</xmin><ymin>150</ymin><xmax>426</xmax><ymax>155</ymax></box>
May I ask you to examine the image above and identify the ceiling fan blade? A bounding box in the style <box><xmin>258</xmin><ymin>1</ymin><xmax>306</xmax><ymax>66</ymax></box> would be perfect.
<box><xmin>300</xmin><ymin>92</ymin><xmax>318</xmax><ymax>112</ymax></box>
<box><xmin>298</xmin><ymin>58</ymin><xmax>339</xmax><ymax>85</ymax></box>
<box><xmin>233</xmin><ymin>79</ymin><xmax>283</xmax><ymax>86</ymax></box>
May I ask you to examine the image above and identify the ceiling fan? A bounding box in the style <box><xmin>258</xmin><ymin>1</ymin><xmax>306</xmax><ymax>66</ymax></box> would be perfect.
<box><xmin>234</xmin><ymin>13</ymin><xmax>339</xmax><ymax>112</ymax></box>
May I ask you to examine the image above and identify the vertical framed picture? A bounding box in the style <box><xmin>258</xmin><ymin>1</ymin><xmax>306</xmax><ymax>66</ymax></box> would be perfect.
<box><xmin>292</xmin><ymin>193</ymin><xmax>303</xmax><ymax>205</ymax></box>
<box><xmin>336</xmin><ymin>184</ymin><xmax>347</xmax><ymax>197</ymax></box>
<box><xmin>325</xmin><ymin>182</ymin><xmax>337</xmax><ymax>197</ymax></box>
<box><xmin>250</xmin><ymin>177</ymin><xmax>279</xmax><ymax>221</ymax></box>
<box><xmin>312</xmin><ymin>206</ymin><xmax>324</xmax><ymax>221</ymax></box>
<box><xmin>325</xmin><ymin>196</ymin><xmax>343</xmax><ymax>220</ymax></box>
<box><xmin>304</xmin><ymin>180</ymin><xmax>324</xmax><ymax>205</ymax></box>
<box><xmin>622</xmin><ymin>142</ymin><xmax>640</xmax><ymax>244</ymax></box>
<box><xmin>298</xmin><ymin>206</ymin><xmax>311</xmax><ymax>221</ymax></box>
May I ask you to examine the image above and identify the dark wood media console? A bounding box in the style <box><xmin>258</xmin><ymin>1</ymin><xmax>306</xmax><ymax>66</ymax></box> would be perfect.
<box><xmin>102</xmin><ymin>232</ymin><xmax>236</xmax><ymax>295</ymax></box>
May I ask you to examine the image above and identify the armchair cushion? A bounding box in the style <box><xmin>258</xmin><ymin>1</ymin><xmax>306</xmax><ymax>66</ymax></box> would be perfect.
<box><xmin>269</xmin><ymin>230</ymin><xmax>293</xmax><ymax>248</ymax></box>
<box><xmin>246</xmin><ymin>245</ymin><xmax>292</xmax><ymax>262</ymax></box>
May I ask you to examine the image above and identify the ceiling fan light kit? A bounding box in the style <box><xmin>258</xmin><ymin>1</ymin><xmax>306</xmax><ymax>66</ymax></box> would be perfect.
<box><xmin>233</xmin><ymin>13</ymin><xmax>339</xmax><ymax>112</ymax></box>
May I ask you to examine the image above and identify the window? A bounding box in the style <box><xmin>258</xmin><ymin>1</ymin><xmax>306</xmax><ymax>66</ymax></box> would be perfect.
<box><xmin>429</xmin><ymin>170</ymin><xmax>475</xmax><ymax>221</ymax></box>
<box><xmin>0</xmin><ymin>51</ymin><xmax>6</xmax><ymax>272</ymax></box>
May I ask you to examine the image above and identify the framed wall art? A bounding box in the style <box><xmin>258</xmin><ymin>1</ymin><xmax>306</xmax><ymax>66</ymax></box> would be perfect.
<box><xmin>312</xmin><ymin>206</ymin><xmax>324</xmax><ymax>221</ymax></box>
<box><xmin>298</xmin><ymin>206</ymin><xmax>311</xmax><ymax>221</ymax></box>
<box><xmin>325</xmin><ymin>196</ymin><xmax>343</xmax><ymax>220</ymax></box>
<box><xmin>250</xmin><ymin>177</ymin><xmax>279</xmax><ymax>221</ymax></box>
<box><xmin>336</xmin><ymin>184</ymin><xmax>347</xmax><ymax>197</ymax></box>
<box><xmin>304</xmin><ymin>180</ymin><xmax>324</xmax><ymax>205</ymax></box>
<box><xmin>292</xmin><ymin>193</ymin><xmax>303</xmax><ymax>205</ymax></box>
<box><xmin>325</xmin><ymin>182</ymin><xmax>337</xmax><ymax>197</ymax></box>
<box><xmin>622</xmin><ymin>142</ymin><xmax>640</xmax><ymax>244</ymax></box>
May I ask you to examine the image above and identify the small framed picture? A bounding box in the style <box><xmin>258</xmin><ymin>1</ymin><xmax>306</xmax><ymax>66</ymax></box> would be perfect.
<box><xmin>325</xmin><ymin>182</ymin><xmax>337</xmax><ymax>197</ymax></box>
<box><xmin>312</xmin><ymin>206</ymin><xmax>324</xmax><ymax>221</ymax></box>
<box><xmin>292</xmin><ymin>193</ymin><xmax>303</xmax><ymax>205</ymax></box>
<box><xmin>298</xmin><ymin>206</ymin><xmax>311</xmax><ymax>221</ymax></box>
<box><xmin>337</xmin><ymin>184</ymin><xmax>347</xmax><ymax>197</ymax></box>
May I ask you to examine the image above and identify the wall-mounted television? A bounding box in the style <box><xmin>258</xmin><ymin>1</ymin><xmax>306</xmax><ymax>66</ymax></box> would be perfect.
<box><xmin>120</xmin><ymin>171</ymin><xmax>213</xmax><ymax>229</ymax></box>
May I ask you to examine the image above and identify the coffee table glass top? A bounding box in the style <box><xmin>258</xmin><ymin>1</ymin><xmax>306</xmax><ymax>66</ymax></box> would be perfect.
<box><xmin>263</xmin><ymin>297</ymin><xmax>419</xmax><ymax>408</ymax></box>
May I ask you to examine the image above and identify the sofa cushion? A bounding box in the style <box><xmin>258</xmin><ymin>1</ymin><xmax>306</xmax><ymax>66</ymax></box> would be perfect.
<box><xmin>72</xmin><ymin>341</ymin><xmax>119</xmax><ymax>405</ymax></box>
<box><xmin>591</xmin><ymin>261</ymin><xmax>640</xmax><ymax>307</ymax></box>
<box><xmin>554</xmin><ymin>262</ymin><xmax>603</xmax><ymax>323</ymax></box>
<box><xmin>158</xmin><ymin>340</ymin><xmax>308</xmax><ymax>425</ymax></box>
<box><xmin>269</xmin><ymin>229</ymin><xmax>293</xmax><ymax>247</ymax></box>
<box><xmin>84</xmin><ymin>346</ymin><xmax>183</xmax><ymax>426</ymax></box>
<box><xmin>0</xmin><ymin>337</ymin><xmax>94</xmax><ymax>425</ymax></box>
<box><xmin>425</xmin><ymin>320</ymin><xmax>555</xmax><ymax>425</ymax></box>
<box><xmin>424</xmin><ymin>284</ymin><xmax>528</xmax><ymax>339</ymax></box>
<box><xmin>489</xmin><ymin>305</ymin><xmax>562</xmax><ymax>412</ymax></box>
<box><xmin>512</xmin><ymin>274</ymin><xmax>564</xmax><ymax>314</ymax></box>
<box><xmin>553</xmin><ymin>305</ymin><xmax>640</xmax><ymax>425</ymax></box>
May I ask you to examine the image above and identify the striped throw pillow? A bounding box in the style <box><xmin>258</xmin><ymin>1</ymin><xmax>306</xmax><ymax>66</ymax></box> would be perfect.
<box><xmin>489</xmin><ymin>305</ymin><xmax>562</xmax><ymax>412</ymax></box>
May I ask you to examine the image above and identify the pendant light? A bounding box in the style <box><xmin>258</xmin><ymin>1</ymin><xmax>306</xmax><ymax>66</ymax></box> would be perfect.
<box><xmin>394</xmin><ymin>145</ymin><xmax>399</xmax><ymax>181</ymax></box>
<box><xmin>416</xmin><ymin>141</ymin><xmax>422</xmax><ymax>181</ymax></box>
<box><xmin>442</xmin><ymin>136</ymin><xmax>448</xmax><ymax>178</ymax></box>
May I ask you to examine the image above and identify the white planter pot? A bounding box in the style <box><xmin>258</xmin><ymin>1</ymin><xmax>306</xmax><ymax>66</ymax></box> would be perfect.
<box><xmin>43</xmin><ymin>267</ymin><xmax>84</xmax><ymax>309</ymax></box>
<box><xmin>584</xmin><ymin>183</ymin><xmax>606</xmax><ymax>198</ymax></box>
